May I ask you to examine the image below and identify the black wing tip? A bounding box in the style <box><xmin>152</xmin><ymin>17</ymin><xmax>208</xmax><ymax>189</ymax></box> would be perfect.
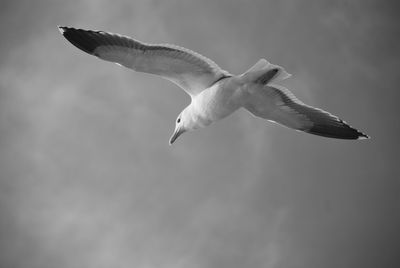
<box><xmin>57</xmin><ymin>25</ymin><xmax>82</xmax><ymax>33</ymax></box>
<box><xmin>341</xmin><ymin>120</ymin><xmax>370</xmax><ymax>140</ymax></box>
<box><xmin>58</xmin><ymin>26</ymin><xmax>78</xmax><ymax>36</ymax></box>
<box><xmin>357</xmin><ymin>132</ymin><xmax>370</xmax><ymax>140</ymax></box>
<box><xmin>57</xmin><ymin>25</ymin><xmax>67</xmax><ymax>34</ymax></box>
<box><xmin>307</xmin><ymin>119</ymin><xmax>370</xmax><ymax>140</ymax></box>
<box><xmin>58</xmin><ymin>26</ymin><xmax>100</xmax><ymax>55</ymax></box>
<box><xmin>307</xmin><ymin>128</ymin><xmax>370</xmax><ymax>140</ymax></box>
<box><xmin>58</xmin><ymin>26</ymin><xmax>96</xmax><ymax>34</ymax></box>
<box><xmin>57</xmin><ymin>25</ymin><xmax>64</xmax><ymax>33</ymax></box>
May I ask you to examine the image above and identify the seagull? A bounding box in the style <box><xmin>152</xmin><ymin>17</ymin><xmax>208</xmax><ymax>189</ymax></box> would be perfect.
<box><xmin>58</xmin><ymin>26</ymin><xmax>369</xmax><ymax>144</ymax></box>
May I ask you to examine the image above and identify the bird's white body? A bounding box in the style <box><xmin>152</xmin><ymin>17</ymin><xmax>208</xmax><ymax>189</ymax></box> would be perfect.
<box><xmin>59</xmin><ymin>26</ymin><xmax>369</xmax><ymax>143</ymax></box>
<box><xmin>188</xmin><ymin>76</ymin><xmax>244</xmax><ymax>128</ymax></box>
<box><xmin>178</xmin><ymin>60</ymin><xmax>293</xmax><ymax>137</ymax></box>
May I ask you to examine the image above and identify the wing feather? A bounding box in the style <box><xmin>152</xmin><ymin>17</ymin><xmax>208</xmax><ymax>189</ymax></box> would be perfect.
<box><xmin>59</xmin><ymin>26</ymin><xmax>231</xmax><ymax>97</ymax></box>
<box><xmin>244</xmin><ymin>85</ymin><xmax>369</xmax><ymax>140</ymax></box>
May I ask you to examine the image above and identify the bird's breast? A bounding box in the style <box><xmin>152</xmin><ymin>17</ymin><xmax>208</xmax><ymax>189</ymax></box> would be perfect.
<box><xmin>192</xmin><ymin>78</ymin><xmax>244</xmax><ymax>123</ymax></box>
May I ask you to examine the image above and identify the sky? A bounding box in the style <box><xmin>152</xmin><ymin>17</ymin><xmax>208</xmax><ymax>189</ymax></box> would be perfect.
<box><xmin>0</xmin><ymin>0</ymin><xmax>399</xmax><ymax>267</ymax></box>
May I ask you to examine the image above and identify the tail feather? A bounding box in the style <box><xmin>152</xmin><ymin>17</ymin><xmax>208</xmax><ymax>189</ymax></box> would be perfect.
<box><xmin>241</xmin><ymin>59</ymin><xmax>291</xmax><ymax>85</ymax></box>
<box><xmin>255</xmin><ymin>65</ymin><xmax>291</xmax><ymax>84</ymax></box>
<box><xmin>245</xmin><ymin>58</ymin><xmax>269</xmax><ymax>72</ymax></box>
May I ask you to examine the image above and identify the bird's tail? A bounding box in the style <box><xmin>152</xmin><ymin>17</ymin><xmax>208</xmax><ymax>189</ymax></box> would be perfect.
<box><xmin>240</xmin><ymin>59</ymin><xmax>291</xmax><ymax>85</ymax></box>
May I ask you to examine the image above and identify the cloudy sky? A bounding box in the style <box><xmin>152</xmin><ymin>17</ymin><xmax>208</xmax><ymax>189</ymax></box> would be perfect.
<box><xmin>0</xmin><ymin>0</ymin><xmax>399</xmax><ymax>267</ymax></box>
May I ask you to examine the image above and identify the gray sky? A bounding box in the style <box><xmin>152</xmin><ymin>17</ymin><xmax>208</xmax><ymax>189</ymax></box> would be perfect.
<box><xmin>0</xmin><ymin>0</ymin><xmax>399</xmax><ymax>267</ymax></box>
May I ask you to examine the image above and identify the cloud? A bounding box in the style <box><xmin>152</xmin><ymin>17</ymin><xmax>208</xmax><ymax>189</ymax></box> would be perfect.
<box><xmin>0</xmin><ymin>1</ymin><xmax>399</xmax><ymax>268</ymax></box>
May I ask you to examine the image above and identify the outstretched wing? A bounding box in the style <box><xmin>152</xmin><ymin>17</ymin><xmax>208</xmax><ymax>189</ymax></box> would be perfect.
<box><xmin>244</xmin><ymin>84</ymin><xmax>369</xmax><ymax>139</ymax></box>
<box><xmin>58</xmin><ymin>26</ymin><xmax>231</xmax><ymax>97</ymax></box>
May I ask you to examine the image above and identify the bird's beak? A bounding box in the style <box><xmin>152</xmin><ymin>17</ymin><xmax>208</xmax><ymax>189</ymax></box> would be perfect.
<box><xmin>169</xmin><ymin>127</ymin><xmax>185</xmax><ymax>145</ymax></box>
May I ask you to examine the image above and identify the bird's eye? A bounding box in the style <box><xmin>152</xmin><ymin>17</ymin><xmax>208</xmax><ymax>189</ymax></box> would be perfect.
<box><xmin>177</xmin><ymin>118</ymin><xmax>181</xmax><ymax>123</ymax></box>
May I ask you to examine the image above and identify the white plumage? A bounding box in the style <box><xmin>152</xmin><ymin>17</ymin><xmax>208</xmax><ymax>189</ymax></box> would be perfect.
<box><xmin>59</xmin><ymin>26</ymin><xmax>369</xmax><ymax>144</ymax></box>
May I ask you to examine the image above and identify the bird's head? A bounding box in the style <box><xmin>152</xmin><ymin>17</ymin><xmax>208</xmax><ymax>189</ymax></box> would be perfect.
<box><xmin>169</xmin><ymin>104</ymin><xmax>212</xmax><ymax>145</ymax></box>
<box><xmin>169</xmin><ymin>110</ymin><xmax>188</xmax><ymax>145</ymax></box>
<box><xmin>170</xmin><ymin>106</ymin><xmax>202</xmax><ymax>145</ymax></box>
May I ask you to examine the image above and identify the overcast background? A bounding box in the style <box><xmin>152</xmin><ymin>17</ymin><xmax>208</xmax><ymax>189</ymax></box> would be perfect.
<box><xmin>0</xmin><ymin>0</ymin><xmax>399</xmax><ymax>267</ymax></box>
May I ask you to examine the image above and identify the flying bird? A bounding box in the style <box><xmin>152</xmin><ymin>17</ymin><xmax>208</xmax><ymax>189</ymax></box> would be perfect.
<box><xmin>58</xmin><ymin>26</ymin><xmax>369</xmax><ymax>144</ymax></box>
